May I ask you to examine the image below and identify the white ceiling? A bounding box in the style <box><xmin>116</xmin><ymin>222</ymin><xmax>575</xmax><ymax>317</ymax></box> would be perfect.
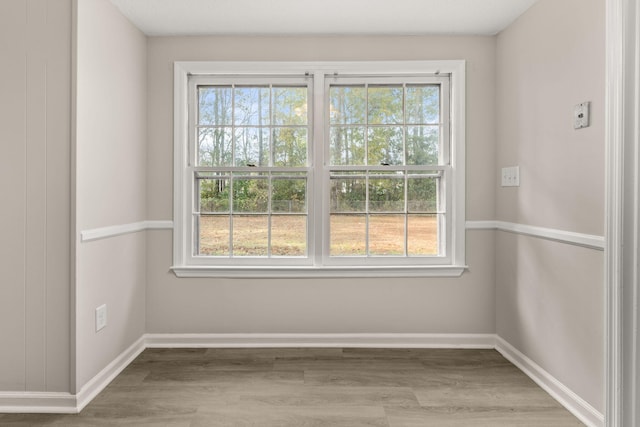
<box><xmin>109</xmin><ymin>0</ymin><xmax>539</xmax><ymax>36</ymax></box>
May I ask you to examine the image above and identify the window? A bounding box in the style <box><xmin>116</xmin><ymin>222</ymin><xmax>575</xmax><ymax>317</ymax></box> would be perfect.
<box><xmin>173</xmin><ymin>61</ymin><xmax>466</xmax><ymax>277</ymax></box>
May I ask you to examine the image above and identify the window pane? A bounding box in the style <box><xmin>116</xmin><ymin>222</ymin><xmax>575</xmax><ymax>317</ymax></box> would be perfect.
<box><xmin>233</xmin><ymin>86</ymin><xmax>270</xmax><ymax>126</ymax></box>
<box><xmin>407</xmin><ymin>214</ymin><xmax>438</xmax><ymax>255</ymax></box>
<box><xmin>272</xmin><ymin>178</ymin><xmax>306</xmax><ymax>213</ymax></box>
<box><xmin>368</xmin><ymin>127</ymin><xmax>403</xmax><ymax>165</ymax></box>
<box><xmin>271</xmin><ymin>215</ymin><xmax>306</xmax><ymax>256</ymax></box>
<box><xmin>232</xmin><ymin>215</ymin><xmax>268</xmax><ymax>256</ymax></box>
<box><xmin>234</xmin><ymin>127</ymin><xmax>270</xmax><ymax>167</ymax></box>
<box><xmin>368</xmin><ymin>86</ymin><xmax>403</xmax><ymax>125</ymax></box>
<box><xmin>198</xmin><ymin>128</ymin><xmax>232</xmax><ymax>167</ymax></box>
<box><xmin>273</xmin><ymin>87</ymin><xmax>307</xmax><ymax>125</ymax></box>
<box><xmin>198</xmin><ymin>177</ymin><xmax>230</xmax><ymax>212</ymax></box>
<box><xmin>330</xmin><ymin>86</ymin><xmax>365</xmax><ymax>124</ymax></box>
<box><xmin>369</xmin><ymin>215</ymin><xmax>405</xmax><ymax>255</ymax></box>
<box><xmin>199</xmin><ymin>87</ymin><xmax>232</xmax><ymax>125</ymax></box>
<box><xmin>330</xmin><ymin>177</ymin><xmax>366</xmax><ymax>212</ymax></box>
<box><xmin>406</xmin><ymin>126</ymin><xmax>439</xmax><ymax>165</ymax></box>
<box><xmin>369</xmin><ymin>178</ymin><xmax>404</xmax><ymax>213</ymax></box>
<box><xmin>197</xmin><ymin>215</ymin><xmax>229</xmax><ymax>256</ymax></box>
<box><xmin>330</xmin><ymin>126</ymin><xmax>365</xmax><ymax>166</ymax></box>
<box><xmin>273</xmin><ymin>128</ymin><xmax>307</xmax><ymax>167</ymax></box>
<box><xmin>406</xmin><ymin>85</ymin><xmax>440</xmax><ymax>124</ymax></box>
<box><xmin>407</xmin><ymin>177</ymin><xmax>437</xmax><ymax>213</ymax></box>
<box><xmin>232</xmin><ymin>178</ymin><xmax>268</xmax><ymax>213</ymax></box>
<box><xmin>330</xmin><ymin>214</ymin><xmax>366</xmax><ymax>256</ymax></box>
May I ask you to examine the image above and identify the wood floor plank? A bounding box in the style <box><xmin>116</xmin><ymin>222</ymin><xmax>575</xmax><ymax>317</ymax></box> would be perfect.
<box><xmin>0</xmin><ymin>413</ymin><xmax>191</xmax><ymax>427</ymax></box>
<box><xmin>305</xmin><ymin>369</ymin><xmax>461</xmax><ymax>388</ymax></box>
<box><xmin>343</xmin><ymin>348</ymin><xmax>508</xmax><ymax>365</ymax></box>
<box><xmin>134</xmin><ymin>348</ymin><xmax>208</xmax><ymax>361</ymax></box>
<box><xmin>142</xmin><ymin>367</ymin><xmax>304</xmax><ymax>386</ymax></box>
<box><xmin>191</xmin><ymin>405</ymin><xmax>389</xmax><ymax>427</ymax></box>
<box><xmin>205</xmin><ymin>347</ymin><xmax>344</xmax><ymax>360</ymax></box>
<box><xmin>419</xmin><ymin>364</ymin><xmax>535</xmax><ymax>385</ymax></box>
<box><xmin>274</xmin><ymin>358</ymin><xmax>426</xmax><ymax>371</ymax></box>
<box><xmin>413</xmin><ymin>383</ymin><xmax>562</xmax><ymax>409</ymax></box>
<box><xmin>228</xmin><ymin>384</ymin><xmax>421</xmax><ymax>407</ymax></box>
<box><xmin>87</xmin><ymin>384</ymin><xmax>235</xmax><ymax>407</ymax></box>
<box><xmin>107</xmin><ymin>367</ymin><xmax>151</xmax><ymax>387</ymax></box>
<box><xmin>384</xmin><ymin>406</ymin><xmax>584</xmax><ymax>427</ymax></box>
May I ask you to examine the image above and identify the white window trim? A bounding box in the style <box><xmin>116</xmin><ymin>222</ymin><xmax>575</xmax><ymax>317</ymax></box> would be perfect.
<box><xmin>172</xmin><ymin>61</ymin><xmax>467</xmax><ymax>278</ymax></box>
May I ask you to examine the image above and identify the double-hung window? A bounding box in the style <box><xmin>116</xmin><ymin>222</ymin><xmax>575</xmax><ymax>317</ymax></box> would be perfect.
<box><xmin>173</xmin><ymin>61</ymin><xmax>466</xmax><ymax>277</ymax></box>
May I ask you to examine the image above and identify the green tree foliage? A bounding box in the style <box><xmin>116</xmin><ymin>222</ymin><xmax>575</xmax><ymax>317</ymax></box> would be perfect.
<box><xmin>197</xmin><ymin>85</ymin><xmax>309</xmax><ymax>220</ymax></box>
<box><xmin>198</xmin><ymin>177</ymin><xmax>230</xmax><ymax>213</ymax></box>
<box><xmin>272</xmin><ymin>178</ymin><xmax>306</xmax><ymax>213</ymax></box>
<box><xmin>199</xmin><ymin>176</ymin><xmax>307</xmax><ymax>214</ymax></box>
<box><xmin>329</xmin><ymin>84</ymin><xmax>441</xmax><ymax>215</ymax></box>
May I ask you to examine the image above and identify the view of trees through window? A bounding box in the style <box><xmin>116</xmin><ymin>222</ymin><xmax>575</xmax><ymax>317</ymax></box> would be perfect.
<box><xmin>192</xmin><ymin>80</ymin><xmax>444</xmax><ymax>258</ymax></box>
<box><xmin>195</xmin><ymin>84</ymin><xmax>308</xmax><ymax>256</ymax></box>
<box><xmin>328</xmin><ymin>83</ymin><xmax>443</xmax><ymax>256</ymax></box>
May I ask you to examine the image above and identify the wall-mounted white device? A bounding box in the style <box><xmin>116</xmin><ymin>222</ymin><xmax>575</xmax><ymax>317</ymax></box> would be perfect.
<box><xmin>501</xmin><ymin>166</ymin><xmax>520</xmax><ymax>187</ymax></box>
<box><xmin>96</xmin><ymin>304</ymin><xmax>107</xmax><ymax>332</ymax></box>
<box><xmin>574</xmin><ymin>102</ymin><xmax>590</xmax><ymax>129</ymax></box>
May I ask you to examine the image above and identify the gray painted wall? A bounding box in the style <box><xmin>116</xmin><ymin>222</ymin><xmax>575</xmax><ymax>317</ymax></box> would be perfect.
<box><xmin>495</xmin><ymin>0</ymin><xmax>605</xmax><ymax>411</ymax></box>
<box><xmin>74</xmin><ymin>0</ymin><xmax>147</xmax><ymax>391</ymax></box>
<box><xmin>145</xmin><ymin>35</ymin><xmax>498</xmax><ymax>335</ymax></box>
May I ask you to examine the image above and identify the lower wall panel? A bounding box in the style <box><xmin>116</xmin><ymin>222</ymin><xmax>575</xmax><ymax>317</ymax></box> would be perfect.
<box><xmin>496</xmin><ymin>336</ymin><xmax>604</xmax><ymax>427</ymax></box>
<box><xmin>495</xmin><ymin>231</ymin><xmax>604</xmax><ymax>415</ymax></box>
<box><xmin>75</xmin><ymin>232</ymin><xmax>147</xmax><ymax>391</ymax></box>
<box><xmin>145</xmin><ymin>230</ymin><xmax>496</xmax><ymax>335</ymax></box>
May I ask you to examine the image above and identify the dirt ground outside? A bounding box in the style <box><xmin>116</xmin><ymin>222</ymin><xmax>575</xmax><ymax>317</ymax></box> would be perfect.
<box><xmin>198</xmin><ymin>215</ymin><xmax>438</xmax><ymax>257</ymax></box>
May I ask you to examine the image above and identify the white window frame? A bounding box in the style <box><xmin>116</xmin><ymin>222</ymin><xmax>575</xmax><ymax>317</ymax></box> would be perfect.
<box><xmin>172</xmin><ymin>61</ymin><xmax>466</xmax><ymax>278</ymax></box>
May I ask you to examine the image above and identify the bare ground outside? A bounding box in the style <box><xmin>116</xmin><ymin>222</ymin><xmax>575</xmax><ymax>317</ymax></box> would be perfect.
<box><xmin>198</xmin><ymin>215</ymin><xmax>438</xmax><ymax>257</ymax></box>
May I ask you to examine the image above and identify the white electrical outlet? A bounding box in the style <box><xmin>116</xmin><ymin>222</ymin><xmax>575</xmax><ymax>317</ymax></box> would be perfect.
<box><xmin>574</xmin><ymin>102</ymin><xmax>590</xmax><ymax>129</ymax></box>
<box><xmin>501</xmin><ymin>166</ymin><xmax>520</xmax><ymax>187</ymax></box>
<box><xmin>96</xmin><ymin>304</ymin><xmax>107</xmax><ymax>332</ymax></box>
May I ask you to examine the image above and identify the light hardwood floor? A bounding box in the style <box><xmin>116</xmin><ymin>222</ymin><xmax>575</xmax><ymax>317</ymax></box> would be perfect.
<box><xmin>1</xmin><ymin>348</ymin><xmax>584</xmax><ymax>426</ymax></box>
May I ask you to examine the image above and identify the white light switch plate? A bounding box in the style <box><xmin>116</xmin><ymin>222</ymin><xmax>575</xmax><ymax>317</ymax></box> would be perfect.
<box><xmin>501</xmin><ymin>166</ymin><xmax>520</xmax><ymax>187</ymax></box>
<box><xmin>96</xmin><ymin>304</ymin><xmax>107</xmax><ymax>332</ymax></box>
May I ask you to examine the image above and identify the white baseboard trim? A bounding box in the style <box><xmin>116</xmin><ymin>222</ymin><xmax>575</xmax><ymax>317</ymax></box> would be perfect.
<box><xmin>495</xmin><ymin>336</ymin><xmax>604</xmax><ymax>427</ymax></box>
<box><xmin>0</xmin><ymin>392</ymin><xmax>77</xmax><ymax>414</ymax></box>
<box><xmin>81</xmin><ymin>220</ymin><xmax>173</xmax><ymax>242</ymax></box>
<box><xmin>466</xmin><ymin>220</ymin><xmax>605</xmax><ymax>250</ymax></box>
<box><xmin>0</xmin><ymin>336</ymin><xmax>146</xmax><ymax>414</ymax></box>
<box><xmin>75</xmin><ymin>335</ymin><xmax>146</xmax><ymax>412</ymax></box>
<box><xmin>144</xmin><ymin>333</ymin><xmax>497</xmax><ymax>349</ymax></box>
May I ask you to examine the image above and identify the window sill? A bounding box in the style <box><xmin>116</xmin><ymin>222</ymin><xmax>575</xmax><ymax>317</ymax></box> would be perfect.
<box><xmin>170</xmin><ymin>265</ymin><xmax>468</xmax><ymax>279</ymax></box>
